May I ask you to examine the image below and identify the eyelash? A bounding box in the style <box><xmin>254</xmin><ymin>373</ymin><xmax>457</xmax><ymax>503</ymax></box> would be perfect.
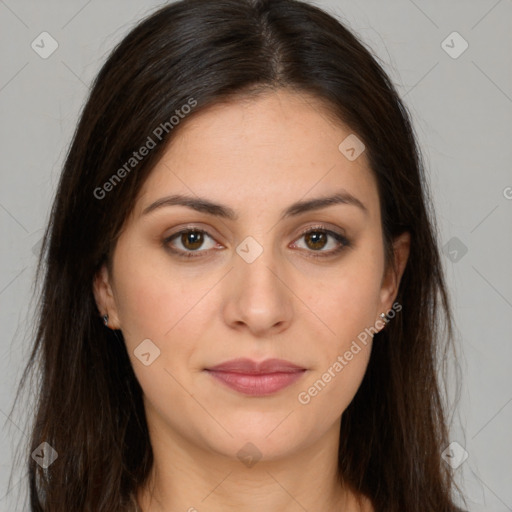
<box><xmin>163</xmin><ymin>225</ymin><xmax>351</xmax><ymax>260</ymax></box>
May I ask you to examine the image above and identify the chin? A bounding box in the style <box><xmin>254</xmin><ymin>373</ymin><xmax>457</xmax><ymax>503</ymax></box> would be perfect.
<box><xmin>208</xmin><ymin>423</ymin><xmax>307</xmax><ymax>462</ymax></box>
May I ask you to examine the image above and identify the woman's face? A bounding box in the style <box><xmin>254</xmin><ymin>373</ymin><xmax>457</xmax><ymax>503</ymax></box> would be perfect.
<box><xmin>94</xmin><ymin>90</ymin><xmax>409</xmax><ymax>463</ymax></box>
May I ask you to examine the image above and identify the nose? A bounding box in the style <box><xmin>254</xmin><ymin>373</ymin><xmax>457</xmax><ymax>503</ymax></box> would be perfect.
<box><xmin>221</xmin><ymin>242</ymin><xmax>294</xmax><ymax>337</ymax></box>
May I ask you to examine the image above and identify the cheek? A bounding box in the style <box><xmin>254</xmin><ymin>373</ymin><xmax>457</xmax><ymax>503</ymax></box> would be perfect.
<box><xmin>305</xmin><ymin>260</ymin><xmax>383</xmax><ymax>344</ymax></box>
<box><xmin>295</xmin><ymin>249</ymin><xmax>382</xmax><ymax>413</ymax></box>
<box><xmin>297</xmin><ymin>282</ymin><xmax>375</xmax><ymax>424</ymax></box>
<box><xmin>112</xmin><ymin>244</ymin><xmax>188</xmax><ymax>338</ymax></box>
<box><xmin>112</xmin><ymin>266</ymin><xmax>204</xmax><ymax>407</ymax></box>
<box><xmin>295</xmin><ymin>336</ymin><xmax>372</xmax><ymax>437</ymax></box>
<box><xmin>112</xmin><ymin>251</ymin><xmax>218</xmax><ymax>375</ymax></box>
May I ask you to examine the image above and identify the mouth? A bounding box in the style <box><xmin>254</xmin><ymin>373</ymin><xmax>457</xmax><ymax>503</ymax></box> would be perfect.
<box><xmin>203</xmin><ymin>358</ymin><xmax>307</xmax><ymax>396</ymax></box>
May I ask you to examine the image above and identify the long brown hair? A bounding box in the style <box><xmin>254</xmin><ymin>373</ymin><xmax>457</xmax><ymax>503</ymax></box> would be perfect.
<box><xmin>10</xmin><ymin>0</ymin><xmax>464</xmax><ymax>510</ymax></box>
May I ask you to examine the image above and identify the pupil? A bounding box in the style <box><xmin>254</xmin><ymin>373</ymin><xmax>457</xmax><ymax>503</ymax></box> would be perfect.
<box><xmin>306</xmin><ymin>232</ymin><xmax>326</xmax><ymax>250</ymax></box>
<box><xmin>183</xmin><ymin>231</ymin><xmax>203</xmax><ymax>250</ymax></box>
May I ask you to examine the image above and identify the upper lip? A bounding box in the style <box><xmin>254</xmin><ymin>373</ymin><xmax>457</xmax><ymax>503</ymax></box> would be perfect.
<box><xmin>205</xmin><ymin>358</ymin><xmax>306</xmax><ymax>374</ymax></box>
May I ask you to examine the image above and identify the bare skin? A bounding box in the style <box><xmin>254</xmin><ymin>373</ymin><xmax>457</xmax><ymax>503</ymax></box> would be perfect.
<box><xmin>94</xmin><ymin>89</ymin><xmax>410</xmax><ymax>512</ymax></box>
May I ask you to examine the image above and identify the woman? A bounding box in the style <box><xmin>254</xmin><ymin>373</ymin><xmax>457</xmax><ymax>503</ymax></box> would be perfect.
<box><xmin>14</xmin><ymin>0</ymin><xmax>465</xmax><ymax>510</ymax></box>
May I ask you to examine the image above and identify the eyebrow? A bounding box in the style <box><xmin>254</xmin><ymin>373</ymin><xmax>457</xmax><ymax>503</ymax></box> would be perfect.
<box><xmin>141</xmin><ymin>190</ymin><xmax>368</xmax><ymax>220</ymax></box>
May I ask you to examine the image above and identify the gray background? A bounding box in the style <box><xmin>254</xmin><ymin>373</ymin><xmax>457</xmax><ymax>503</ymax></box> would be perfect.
<box><xmin>1</xmin><ymin>0</ymin><xmax>511</xmax><ymax>510</ymax></box>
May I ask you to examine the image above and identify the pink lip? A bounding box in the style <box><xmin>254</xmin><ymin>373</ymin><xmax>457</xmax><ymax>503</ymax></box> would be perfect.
<box><xmin>204</xmin><ymin>358</ymin><xmax>307</xmax><ymax>396</ymax></box>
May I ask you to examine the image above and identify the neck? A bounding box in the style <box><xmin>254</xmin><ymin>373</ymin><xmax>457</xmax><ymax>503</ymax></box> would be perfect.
<box><xmin>135</xmin><ymin>422</ymin><xmax>370</xmax><ymax>511</ymax></box>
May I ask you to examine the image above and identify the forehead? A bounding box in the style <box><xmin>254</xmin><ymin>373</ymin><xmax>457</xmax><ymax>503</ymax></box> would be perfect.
<box><xmin>134</xmin><ymin>90</ymin><xmax>379</xmax><ymax>221</ymax></box>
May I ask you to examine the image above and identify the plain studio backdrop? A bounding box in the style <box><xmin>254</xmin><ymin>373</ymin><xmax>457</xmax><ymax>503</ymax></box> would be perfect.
<box><xmin>0</xmin><ymin>1</ymin><xmax>511</xmax><ymax>510</ymax></box>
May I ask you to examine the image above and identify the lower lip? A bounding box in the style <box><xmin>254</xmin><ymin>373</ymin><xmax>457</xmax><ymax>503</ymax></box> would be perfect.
<box><xmin>205</xmin><ymin>370</ymin><xmax>306</xmax><ymax>396</ymax></box>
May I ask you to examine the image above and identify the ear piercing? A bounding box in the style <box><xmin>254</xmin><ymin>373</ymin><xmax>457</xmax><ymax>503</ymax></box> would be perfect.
<box><xmin>103</xmin><ymin>314</ymin><xmax>109</xmax><ymax>327</ymax></box>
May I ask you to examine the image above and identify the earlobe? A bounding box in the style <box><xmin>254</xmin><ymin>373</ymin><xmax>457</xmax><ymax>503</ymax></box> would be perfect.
<box><xmin>92</xmin><ymin>263</ymin><xmax>121</xmax><ymax>329</ymax></box>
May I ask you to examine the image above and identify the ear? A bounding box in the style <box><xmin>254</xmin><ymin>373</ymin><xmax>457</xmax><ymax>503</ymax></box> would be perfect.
<box><xmin>377</xmin><ymin>231</ymin><xmax>410</xmax><ymax>324</ymax></box>
<box><xmin>92</xmin><ymin>262</ymin><xmax>121</xmax><ymax>329</ymax></box>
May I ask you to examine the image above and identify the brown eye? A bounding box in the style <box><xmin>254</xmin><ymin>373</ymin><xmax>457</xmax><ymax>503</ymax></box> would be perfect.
<box><xmin>164</xmin><ymin>229</ymin><xmax>218</xmax><ymax>258</ymax></box>
<box><xmin>304</xmin><ymin>231</ymin><xmax>328</xmax><ymax>251</ymax></box>
<box><xmin>292</xmin><ymin>227</ymin><xmax>351</xmax><ymax>258</ymax></box>
<box><xmin>180</xmin><ymin>230</ymin><xmax>205</xmax><ymax>251</ymax></box>
<box><xmin>164</xmin><ymin>226</ymin><xmax>350</xmax><ymax>261</ymax></box>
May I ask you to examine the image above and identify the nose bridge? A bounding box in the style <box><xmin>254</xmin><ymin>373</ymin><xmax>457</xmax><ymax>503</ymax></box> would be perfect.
<box><xmin>224</xmin><ymin>232</ymin><xmax>293</xmax><ymax>333</ymax></box>
<box><xmin>235</xmin><ymin>233</ymin><xmax>283</xmax><ymax>299</ymax></box>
